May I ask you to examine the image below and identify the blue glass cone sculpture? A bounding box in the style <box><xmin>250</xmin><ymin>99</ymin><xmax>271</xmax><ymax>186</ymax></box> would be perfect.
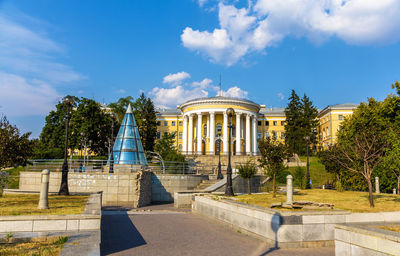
<box><xmin>112</xmin><ymin>104</ymin><xmax>147</xmax><ymax>165</ymax></box>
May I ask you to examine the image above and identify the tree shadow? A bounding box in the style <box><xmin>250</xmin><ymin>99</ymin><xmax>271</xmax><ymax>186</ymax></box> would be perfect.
<box><xmin>259</xmin><ymin>212</ymin><xmax>281</xmax><ymax>255</ymax></box>
<box><xmin>101</xmin><ymin>212</ymin><xmax>146</xmax><ymax>255</ymax></box>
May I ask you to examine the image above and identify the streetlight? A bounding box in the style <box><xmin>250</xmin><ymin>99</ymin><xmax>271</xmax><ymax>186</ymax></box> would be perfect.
<box><xmin>225</xmin><ymin>108</ymin><xmax>235</xmax><ymax>196</ymax></box>
<box><xmin>216</xmin><ymin>137</ymin><xmax>223</xmax><ymax>179</ymax></box>
<box><xmin>304</xmin><ymin>135</ymin><xmax>311</xmax><ymax>189</ymax></box>
<box><xmin>58</xmin><ymin>96</ymin><xmax>74</xmax><ymax>195</ymax></box>
<box><xmin>109</xmin><ymin>113</ymin><xmax>116</xmax><ymax>173</ymax></box>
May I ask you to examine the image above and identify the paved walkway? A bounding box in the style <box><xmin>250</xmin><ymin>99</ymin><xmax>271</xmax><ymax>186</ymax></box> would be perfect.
<box><xmin>101</xmin><ymin>204</ymin><xmax>334</xmax><ymax>256</ymax></box>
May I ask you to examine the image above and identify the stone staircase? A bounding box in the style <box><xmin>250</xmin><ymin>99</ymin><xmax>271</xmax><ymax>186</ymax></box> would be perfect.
<box><xmin>195</xmin><ymin>179</ymin><xmax>220</xmax><ymax>191</ymax></box>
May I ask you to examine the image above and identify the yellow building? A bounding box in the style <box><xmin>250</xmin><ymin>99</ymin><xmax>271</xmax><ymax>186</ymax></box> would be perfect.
<box><xmin>155</xmin><ymin>96</ymin><xmax>358</xmax><ymax>155</ymax></box>
<box><xmin>317</xmin><ymin>103</ymin><xmax>358</xmax><ymax>149</ymax></box>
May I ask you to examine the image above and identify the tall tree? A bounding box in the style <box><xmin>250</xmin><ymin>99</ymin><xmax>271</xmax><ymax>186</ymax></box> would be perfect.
<box><xmin>258</xmin><ymin>137</ymin><xmax>289</xmax><ymax>197</ymax></box>
<box><xmin>0</xmin><ymin>115</ymin><xmax>32</xmax><ymax>168</ymax></box>
<box><xmin>284</xmin><ymin>90</ymin><xmax>318</xmax><ymax>155</ymax></box>
<box><xmin>134</xmin><ymin>93</ymin><xmax>157</xmax><ymax>152</ymax></box>
<box><xmin>238</xmin><ymin>160</ymin><xmax>257</xmax><ymax>195</ymax></box>
<box><xmin>109</xmin><ymin>96</ymin><xmax>135</xmax><ymax>124</ymax></box>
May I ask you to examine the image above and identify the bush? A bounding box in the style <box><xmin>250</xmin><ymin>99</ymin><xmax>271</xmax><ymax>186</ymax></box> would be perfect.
<box><xmin>293</xmin><ymin>167</ymin><xmax>306</xmax><ymax>189</ymax></box>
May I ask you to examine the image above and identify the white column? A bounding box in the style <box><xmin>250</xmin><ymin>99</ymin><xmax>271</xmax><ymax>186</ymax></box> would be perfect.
<box><xmin>188</xmin><ymin>114</ymin><xmax>193</xmax><ymax>155</ymax></box>
<box><xmin>182</xmin><ymin>115</ymin><xmax>188</xmax><ymax>154</ymax></box>
<box><xmin>197</xmin><ymin>113</ymin><xmax>202</xmax><ymax>154</ymax></box>
<box><xmin>236</xmin><ymin>112</ymin><xmax>241</xmax><ymax>155</ymax></box>
<box><xmin>223</xmin><ymin>112</ymin><xmax>228</xmax><ymax>155</ymax></box>
<box><xmin>252</xmin><ymin>114</ymin><xmax>257</xmax><ymax>155</ymax></box>
<box><xmin>209</xmin><ymin>112</ymin><xmax>215</xmax><ymax>155</ymax></box>
<box><xmin>245</xmin><ymin>114</ymin><xmax>251</xmax><ymax>155</ymax></box>
<box><xmin>207</xmin><ymin>115</ymin><xmax>210</xmax><ymax>138</ymax></box>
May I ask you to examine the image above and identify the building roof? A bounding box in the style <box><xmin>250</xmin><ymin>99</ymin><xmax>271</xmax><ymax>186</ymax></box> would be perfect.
<box><xmin>181</xmin><ymin>95</ymin><xmax>258</xmax><ymax>106</ymax></box>
<box><xmin>112</xmin><ymin>104</ymin><xmax>147</xmax><ymax>165</ymax></box>
<box><xmin>259</xmin><ymin>107</ymin><xmax>285</xmax><ymax>116</ymax></box>
<box><xmin>318</xmin><ymin>103</ymin><xmax>358</xmax><ymax>117</ymax></box>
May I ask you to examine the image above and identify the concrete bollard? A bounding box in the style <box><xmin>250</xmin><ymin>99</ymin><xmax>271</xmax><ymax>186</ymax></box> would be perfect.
<box><xmin>322</xmin><ymin>185</ymin><xmax>325</xmax><ymax>190</ymax></box>
<box><xmin>286</xmin><ymin>175</ymin><xmax>293</xmax><ymax>205</ymax></box>
<box><xmin>394</xmin><ymin>189</ymin><xmax>397</xmax><ymax>195</ymax></box>
<box><xmin>375</xmin><ymin>177</ymin><xmax>380</xmax><ymax>194</ymax></box>
<box><xmin>38</xmin><ymin>169</ymin><xmax>50</xmax><ymax>209</ymax></box>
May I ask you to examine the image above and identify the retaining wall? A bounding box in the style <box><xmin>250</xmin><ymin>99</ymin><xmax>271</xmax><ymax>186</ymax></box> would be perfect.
<box><xmin>0</xmin><ymin>193</ymin><xmax>101</xmax><ymax>233</ymax></box>
<box><xmin>193</xmin><ymin>195</ymin><xmax>400</xmax><ymax>248</ymax></box>
<box><xmin>335</xmin><ymin>224</ymin><xmax>400</xmax><ymax>256</ymax></box>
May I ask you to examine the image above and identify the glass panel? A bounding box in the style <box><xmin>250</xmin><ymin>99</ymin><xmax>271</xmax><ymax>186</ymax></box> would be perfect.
<box><xmin>120</xmin><ymin>152</ymin><xmax>138</xmax><ymax>164</ymax></box>
<box><xmin>117</xmin><ymin>126</ymin><xmax>125</xmax><ymax>138</ymax></box>
<box><xmin>113</xmin><ymin>139</ymin><xmax>122</xmax><ymax>151</ymax></box>
<box><xmin>139</xmin><ymin>152</ymin><xmax>147</xmax><ymax>164</ymax></box>
<box><xmin>126</xmin><ymin>114</ymin><xmax>133</xmax><ymax>126</ymax></box>
<box><xmin>136</xmin><ymin>139</ymin><xmax>144</xmax><ymax>152</ymax></box>
<box><xmin>122</xmin><ymin>139</ymin><xmax>137</xmax><ymax>150</ymax></box>
<box><xmin>113</xmin><ymin>152</ymin><xmax>120</xmax><ymax>163</ymax></box>
<box><xmin>124</xmin><ymin>127</ymin><xmax>134</xmax><ymax>138</ymax></box>
<box><xmin>134</xmin><ymin>126</ymin><xmax>140</xmax><ymax>138</ymax></box>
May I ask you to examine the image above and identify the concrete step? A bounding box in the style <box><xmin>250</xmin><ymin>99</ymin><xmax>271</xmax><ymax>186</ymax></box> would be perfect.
<box><xmin>194</xmin><ymin>179</ymin><xmax>219</xmax><ymax>191</ymax></box>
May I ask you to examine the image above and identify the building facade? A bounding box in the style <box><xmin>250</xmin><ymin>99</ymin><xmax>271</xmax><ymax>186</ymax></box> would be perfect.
<box><xmin>156</xmin><ymin>96</ymin><xmax>358</xmax><ymax>155</ymax></box>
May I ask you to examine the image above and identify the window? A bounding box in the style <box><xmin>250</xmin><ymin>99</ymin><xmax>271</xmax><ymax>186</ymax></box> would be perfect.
<box><xmin>179</xmin><ymin>121</ymin><xmax>183</xmax><ymax>126</ymax></box>
<box><xmin>216</xmin><ymin>123</ymin><xmax>222</xmax><ymax>133</ymax></box>
<box><xmin>157</xmin><ymin>121</ymin><xmax>161</xmax><ymax>126</ymax></box>
<box><xmin>281</xmin><ymin>132</ymin><xmax>285</xmax><ymax>139</ymax></box>
<box><xmin>326</xmin><ymin>127</ymin><xmax>329</xmax><ymax>136</ymax></box>
<box><xmin>164</xmin><ymin>121</ymin><xmax>168</xmax><ymax>126</ymax></box>
<box><xmin>258</xmin><ymin>121</ymin><xmax>262</xmax><ymax>126</ymax></box>
<box><xmin>272</xmin><ymin>131</ymin><xmax>277</xmax><ymax>139</ymax></box>
<box><xmin>203</xmin><ymin>124</ymin><xmax>207</xmax><ymax>136</ymax></box>
<box><xmin>164</xmin><ymin>132</ymin><xmax>168</xmax><ymax>137</ymax></box>
<box><xmin>178</xmin><ymin>132</ymin><xmax>183</xmax><ymax>139</ymax></box>
<box><xmin>265</xmin><ymin>121</ymin><xmax>269</xmax><ymax>126</ymax></box>
<box><xmin>273</xmin><ymin>121</ymin><xmax>277</xmax><ymax>126</ymax></box>
<box><xmin>156</xmin><ymin>132</ymin><xmax>161</xmax><ymax>139</ymax></box>
<box><xmin>178</xmin><ymin>144</ymin><xmax>182</xmax><ymax>151</ymax></box>
<box><xmin>338</xmin><ymin>115</ymin><xmax>343</xmax><ymax>120</ymax></box>
<box><xmin>281</xmin><ymin>121</ymin><xmax>285</xmax><ymax>126</ymax></box>
<box><xmin>257</xmin><ymin>132</ymin><xmax>262</xmax><ymax>139</ymax></box>
<box><xmin>265</xmin><ymin>132</ymin><xmax>270</xmax><ymax>138</ymax></box>
<box><xmin>171</xmin><ymin>121</ymin><xmax>176</xmax><ymax>126</ymax></box>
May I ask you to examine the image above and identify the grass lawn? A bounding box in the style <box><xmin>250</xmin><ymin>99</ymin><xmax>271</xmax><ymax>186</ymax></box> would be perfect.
<box><xmin>236</xmin><ymin>189</ymin><xmax>400</xmax><ymax>213</ymax></box>
<box><xmin>377</xmin><ymin>225</ymin><xmax>400</xmax><ymax>233</ymax></box>
<box><xmin>0</xmin><ymin>194</ymin><xmax>89</xmax><ymax>216</ymax></box>
<box><xmin>0</xmin><ymin>236</ymin><xmax>68</xmax><ymax>256</ymax></box>
<box><xmin>288</xmin><ymin>156</ymin><xmax>332</xmax><ymax>186</ymax></box>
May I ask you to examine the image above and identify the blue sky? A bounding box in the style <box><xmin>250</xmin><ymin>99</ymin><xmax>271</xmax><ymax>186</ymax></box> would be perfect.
<box><xmin>1</xmin><ymin>0</ymin><xmax>400</xmax><ymax>137</ymax></box>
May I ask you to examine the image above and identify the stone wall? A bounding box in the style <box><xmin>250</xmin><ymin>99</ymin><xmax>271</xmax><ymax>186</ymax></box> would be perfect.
<box><xmin>193</xmin><ymin>195</ymin><xmax>400</xmax><ymax>248</ymax></box>
<box><xmin>151</xmin><ymin>174</ymin><xmax>208</xmax><ymax>202</ymax></box>
<box><xmin>19</xmin><ymin>171</ymin><xmax>152</xmax><ymax>208</ymax></box>
<box><xmin>335</xmin><ymin>224</ymin><xmax>400</xmax><ymax>255</ymax></box>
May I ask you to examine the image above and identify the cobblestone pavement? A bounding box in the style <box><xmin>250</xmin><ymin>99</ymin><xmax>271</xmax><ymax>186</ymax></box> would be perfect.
<box><xmin>101</xmin><ymin>204</ymin><xmax>334</xmax><ymax>256</ymax></box>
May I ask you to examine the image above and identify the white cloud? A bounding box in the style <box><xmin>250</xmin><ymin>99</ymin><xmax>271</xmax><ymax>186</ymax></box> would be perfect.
<box><xmin>191</xmin><ymin>78</ymin><xmax>213</xmax><ymax>89</ymax></box>
<box><xmin>278</xmin><ymin>92</ymin><xmax>284</xmax><ymax>100</ymax></box>
<box><xmin>162</xmin><ymin>71</ymin><xmax>191</xmax><ymax>84</ymax></box>
<box><xmin>218</xmin><ymin>86</ymin><xmax>248</xmax><ymax>99</ymax></box>
<box><xmin>117</xmin><ymin>89</ymin><xmax>126</xmax><ymax>94</ymax></box>
<box><xmin>150</xmin><ymin>86</ymin><xmax>208</xmax><ymax>108</ymax></box>
<box><xmin>0</xmin><ymin>72</ymin><xmax>60</xmax><ymax>116</ymax></box>
<box><xmin>0</xmin><ymin>11</ymin><xmax>83</xmax><ymax>116</ymax></box>
<box><xmin>183</xmin><ymin>0</ymin><xmax>400</xmax><ymax>65</ymax></box>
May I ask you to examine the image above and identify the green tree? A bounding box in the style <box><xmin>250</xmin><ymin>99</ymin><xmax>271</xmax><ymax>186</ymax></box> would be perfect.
<box><xmin>238</xmin><ymin>159</ymin><xmax>257</xmax><ymax>194</ymax></box>
<box><xmin>154</xmin><ymin>132</ymin><xmax>186</xmax><ymax>172</ymax></box>
<box><xmin>284</xmin><ymin>90</ymin><xmax>318</xmax><ymax>155</ymax></box>
<box><xmin>0</xmin><ymin>115</ymin><xmax>32</xmax><ymax>168</ymax></box>
<box><xmin>331</xmin><ymin>99</ymin><xmax>387</xmax><ymax>207</ymax></box>
<box><xmin>109</xmin><ymin>96</ymin><xmax>135</xmax><ymax>124</ymax></box>
<box><xmin>258</xmin><ymin>137</ymin><xmax>289</xmax><ymax>197</ymax></box>
<box><xmin>133</xmin><ymin>93</ymin><xmax>157</xmax><ymax>152</ymax></box>
<box><xmin>293</xmin><ymin>167</ymin><xmax>306</xmax><ymax>189</ymax></box>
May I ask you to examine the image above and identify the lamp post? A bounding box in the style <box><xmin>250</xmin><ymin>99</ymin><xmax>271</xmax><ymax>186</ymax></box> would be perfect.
<box><xmin>304</xmin><ymin>135</ymin><xmax>311</xmax><ymax>189</ymax></box>
<box><xmin>109</xmin><ymin>113</ymin><xmax>115</xmax><ymax>173</ymax></box>
<box><xmin>216</xmin><ymin>137</ymin><xmax>223</xmax><ymax>179</ymax></box>
<box><xmin>225</xmin><ymin>108</ymin><xmax>235</xmax><ymax>196</ymax></box>
<box><xmin>58</xmin><ymin>96</ymin><xmax>74</xmax><ymax>195</ymax></box>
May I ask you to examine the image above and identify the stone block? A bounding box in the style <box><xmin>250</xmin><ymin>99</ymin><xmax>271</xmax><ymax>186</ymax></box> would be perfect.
<box><xmin>303</xmin><ymin>215</ymin><xmax>325</xmax><ymax>224</ymax></box>
<box><xmin>277</xmin><ymin>225</ymin><xmax>302</xmax><ymax>242</ymax></box>
<box><xmin>0</xmin><ymin>221</ymin><xmax>33</xmax><ymax>232</ymax></box>
<box><xmin>351</xmin><ymin>244</ymin><xmax>386</xmax><ymax>256</ymax></box>
<box><xmin>118</xmin><ymin>194</ymin><xmax>129</xmax><ymax>202</ymax></box>
<box><xmin>67</xmin><ymin>219</ymin><xmax>79</xmax><ymax>231</ymax></box>
<box><xmin>335</xmin><ymin>228</ymin><xmax>350</xmax><ymax>242</ymax></box>
<box><xmin>376</xmin><ymin>237</ymin><xmax>400</xmax><ymax>255</ymax></box>
<box><xmin>346</xmin><ymin>213</ymin><xmax>383</xmax><ymax>223</ymax></box>
<box><xmin>382</xmin><ymin>211</ymin><xmax>400</xmax><ymax>222</ymax></box>
<box><xmin>33</xmin><ymin>220</ymin><xmax>67</xmax><ymax>232</ymax></box>
<box><xmin>335</xmin><ymin>240</ymin><xmax>350</xmax><ymax>256</ymax></box>
<box><xmin>79</xmin><ymin>219</ymin><xmax>100</xmax><ymax>230</ymax></box>
<box><xmin>324</xmin><ymin>214</ymin><xmax>346</xmax><ymax>224</ymax></box>
<box><xmin>350</xmin><ymin>232</ymin><xmax>378</xmax><ymax>251</ymax></box>
<box><xmin>118</xmin><ymin>179</ymin><xmax>129</xmax><ymax>187</ymax></box>
<box><xmin>117</xmin><ymin>187</ymin><xmax>129</xmax><ymax>194</ymax></box>
<box><xmin>303</xmin><ymin>224</ymin><xmax>325</xmax><ymax>241</ymax></box>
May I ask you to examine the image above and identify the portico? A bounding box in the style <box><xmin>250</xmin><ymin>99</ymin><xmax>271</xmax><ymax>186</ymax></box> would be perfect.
<box><xmin>178</xmin><ymin>96</ymin><xmax>261</xmax><ymax>156</ymax></box>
